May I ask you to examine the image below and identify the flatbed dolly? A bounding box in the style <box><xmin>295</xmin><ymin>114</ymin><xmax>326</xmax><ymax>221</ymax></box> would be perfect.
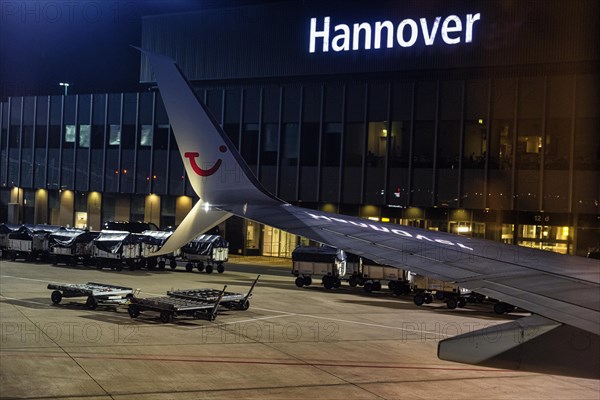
<box><xmin>128</xmin><ymin>286</ymin><xmax>227</xmax><ymax>323</ymax></box>
<box><xmin>166</xmin><ymin>275</ymin><xmax>260</xmax><ymax>311</ymax></box>
<box><xmin>47</xmin><ymin>282</ymin><xmax>136</xmax><ymax>309</ymax></box>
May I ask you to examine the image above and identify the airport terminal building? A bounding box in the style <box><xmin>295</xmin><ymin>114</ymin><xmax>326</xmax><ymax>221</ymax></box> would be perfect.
<box><xmin>1</xmin><ymin>0</ymin><xmax>598</xmax><ymax>257</ymax></box>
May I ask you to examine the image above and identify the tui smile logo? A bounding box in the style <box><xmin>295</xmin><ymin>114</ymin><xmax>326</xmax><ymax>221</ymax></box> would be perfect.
<box><xmin>184</xmin><ymin>145</ymin><xmax>228</xmax><ymax>177</ymax></box>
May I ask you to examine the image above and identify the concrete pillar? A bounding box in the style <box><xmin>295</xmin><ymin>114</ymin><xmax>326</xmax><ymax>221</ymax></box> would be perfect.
<box><xmin>175</xmin><ymin>196</ymin><xmax>192</xmax><ymax>225</ymax></box>
<box><xmin>87</xmin><ymin>192</ymin><xmax>102</xmax><ymax>231</ymax></box>
<box><xmin>8</xmin><ymin>187</ymin><xmax>23</xmax><ymax>223</ymax></box>
<box><xmin>34</xmin><ymin>189</ymin><xmax>48</xmax><ymax>224</ymax></box>
<box><xmin>145</xmin><ymin>194</ymin><xmax>160</xmax><ymax>227</ymax></box>
<box><xmin>59</xmin><ymin>190</ymin><xmax>75</xmax><ymax>227</ymax></box>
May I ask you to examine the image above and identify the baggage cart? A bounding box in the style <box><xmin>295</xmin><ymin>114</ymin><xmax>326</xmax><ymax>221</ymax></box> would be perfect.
<box><xmin>47</xmin><ymin>282</ymin><xmax>136</xmax><ymax>309</ymax></box>
<box><xmin>354</xmin><ymin>258</ymin><xmax>410</xmax><ymax>295</ymax></box>
<box><xmin>167</xmin><ymin>275</ymin><xmax>260</xmax><ymax>311</ymax></box>
<box><xmin>180</xmin><ymin>234</ymin><xmax>229</xmax><ymax>273</ymax></box>
<box><xmin>93</xmin><ymin>230</ymin><xmax>143</xmax><ymax>271</ymax></box>
<box><xmin>291</xmin><ymin>245</ymin><xmax>346</xmax><ymax>289</ymax></box>
<box><xmin>410</xmin><ymin>273</ymin><xmax>470</xmax><ymax>309</ymax></box>
<box><xmin>139</xmin><ymin>230</ymin><xmax>179</xmax><ymax>270</ymax></box>
<box><xmin>7</xmin><ymin>224</ymin><xmax>61</xmax><ymax>261</ymax></box>
<box><xmin>49</xmin><ymin>228</ymin><xmax>98</xmax><ymax>266</ymax></box>
<box><xmin>0</xmin><ymin>223</ymin><xmax>20</xmax><ymax>258</ymax></box>
<box><xmin>128</xmin><ymin>286</ymin><xmax>227</xmax><ymax>323</ymax></box>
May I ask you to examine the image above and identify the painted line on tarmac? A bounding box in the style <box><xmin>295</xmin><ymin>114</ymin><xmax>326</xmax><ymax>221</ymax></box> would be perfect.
<box><xmin>186</xmin><ymin>313</ymin><xmax>294</xmax><ymax>330</ymax></box>
<box><xmin>0</xmin><ymin>275</ymin><xmax>62</xmax><ymax>284</ymax></box>
<box><xmin>253</xmin><ymin>307</ymin><xmax>452</xmax><ymax>337</ymax></box>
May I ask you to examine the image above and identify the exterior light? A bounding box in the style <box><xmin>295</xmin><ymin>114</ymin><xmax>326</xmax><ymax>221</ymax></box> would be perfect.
<box><xmin>59</xmin><ymin>82</ymin><xmax>70</xmax><ymax>96</ymax></box>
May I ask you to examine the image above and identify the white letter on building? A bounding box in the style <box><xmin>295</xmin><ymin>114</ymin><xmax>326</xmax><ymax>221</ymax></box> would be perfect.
<box><xmin>396</xmin><ymin>19</ymin><xmax>418</xmax><ymax>47</ymax></box>
<box><xmin>374</xmin><ymin>21</ymin><xmax>394</xmax><ymax>49</ymax></box>
<box><xmin>420</xmin><ymin>16</ymin><xmax>441</xmax><ymax>46</ymax></box>
<box><xmin>310</xmin><ymin>17</ymin><xmax>330</xmax><ymax>53</ymax></box>
<box><xmin>332</xmin><ymin>24</ymin><xmax>350</xmax><ymax>52</ymax></box>
<box><xmin>441</xmin><ymin>15</ymin><xmax>462</xmax><ymax>44</ymax></box>
<box><xmin>465</xmin><ymin>13</ymin><xmax>481</xmax><ymax>43</ymax></box>
<box><xmin>353</xmin><ymin>22</ymin><xmax>372</xmax><ymax>50</ymax></box>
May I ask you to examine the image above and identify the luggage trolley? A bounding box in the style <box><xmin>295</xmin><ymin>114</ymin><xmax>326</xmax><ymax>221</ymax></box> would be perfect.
<box><xmin>167</xmin><ymin>275</ymin><xmax>260</xmax><ymax>311</ymax></box>
<box><xmin>47</xmin><ymin>282</ymin><xmax>136</xmax><ymax>309</ymax></box>
<box><xmin>49</xmin><ymin>228</ymin><xmax>98</xmax><ymax>267</ymax></box>
<box><xmin>180</xmin><ymin>234</ymin><xmax>229</xmax><ymax>273</ymax></box>
<box><xmin>128</xmin><ymin>286</ymin><xmax>228</xmax><ymax>323</ymax></box>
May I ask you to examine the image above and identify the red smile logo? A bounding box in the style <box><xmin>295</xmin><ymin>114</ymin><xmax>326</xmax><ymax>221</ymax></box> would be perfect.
<box><xmin>184</xmin><ymin>146</ymin><xmax>228</xmax><ymax>177</ymax></box>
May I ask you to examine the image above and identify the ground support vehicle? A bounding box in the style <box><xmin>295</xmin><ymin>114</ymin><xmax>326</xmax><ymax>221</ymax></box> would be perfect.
<box><xmin>6</xmin><ymin>225</ymin><xmax>61</xmax><ymax>261</ymax></box>
<box><xmin>0</xmin><ymin>223</ymin><xmax>20</xmax><ymax>258</ymax></box>
<box><xmin>128</xmin><ymin>286</ymin><xmax>227</xmax><ymax>323</ymax></box>
<box><xmin>49</xmin><ymin>228</ymin><xmax>98</xmax><ymax>266</ymax></box>
<box><xmin>356</xmin><ymin>260</ymin><xmax>410</xmax><ymax>294</ymax></box>
<box><xmin>93</xmin><ymin>230</ymin><xmax>143</xmax><ymax>271</ymax></box>
<box><xmin>139</xmin><ymin>230</ymin><xmax>178</xmax><ymax>270</ymax></box>
<box><xmin>292</xmin><ymin>246</ymin><xmax>346</xmax><ymax>289</ymax></box>
<box><xmin>410</xmin><ymin>273</ymin><xmax>469</xmax><ymax>309</ymax></box>
<box><xmin>180</xmin><ymin>234</ymin><xmax>229</xmax><ymax>273</ymax></box>
<box><xmin>47</xmin><ymin>282</ymin><xmax>136</xmax><ymax>309</ymax></box>
<box><xmin>167</xmin><ymin>275</ymin><xmax>260</xmax><ymax>311</ymax></box>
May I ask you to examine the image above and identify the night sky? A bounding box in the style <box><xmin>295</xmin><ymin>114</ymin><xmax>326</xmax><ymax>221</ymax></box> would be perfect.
<box><xmin>0</xmin><ymin>0</ymin><xmax>285</xmax><ymax>101</ymax></box>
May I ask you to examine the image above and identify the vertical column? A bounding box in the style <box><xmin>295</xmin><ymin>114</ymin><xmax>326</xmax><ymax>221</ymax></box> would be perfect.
<box><xmin>59</xmin><ymin>190</ymin><xmax>74</xmax><ymax>227</ymax></box>
<box><xmin>144</xmin><ymin>194</ymin><xmax>160</xmax><ymax>227</ymax></box>
<box><xmin>87</xmin><ymin>192</ymin><xmax>102</xmax><ymax>231</ymax></box>
<box><xmin>34</xmin><ymin>189</ymin><xmax>48</xmax><ymax>224</ymax></box>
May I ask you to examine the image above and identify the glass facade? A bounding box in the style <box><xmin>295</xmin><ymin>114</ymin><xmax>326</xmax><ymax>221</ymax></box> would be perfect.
<box><xmin>1</xmin><ymin>73</ymin><xmax>598</xmax><ymax>256</ymax></box>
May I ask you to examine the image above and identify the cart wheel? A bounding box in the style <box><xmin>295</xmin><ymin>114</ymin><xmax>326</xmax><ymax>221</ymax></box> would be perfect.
<box><xmin>128</xmin><ymin>304</ymin><xmax>140</xmax><ymax>318</ymax></box>
<box><xmin>86</xmin><ymin>296</ymin><xmax>98</xmax><ymax>310</ymax></box>
<box><xmin>238</xmin><ymin>300</ymin><xmax>250</xmax><ymax>310</ymax></box>
<box><xmin>435</xmin><ymin>291</ymin><xmax>446</xmax><ymax>301</ymax></box>
<box><xmin>205</xmin><ymin>265</ymin><xmax>214</xmax><ymax>274</ymax></box>
<box><xmin>158</xmin><ymin>261</ymin><xmax>166</xmax><ymax>270</ymax></box>
<box><xmin>303</xmin><ymin>276</ymin><xmax>312</xmax><ymax>287</ymax></box>
<box><xmin>96</xmin><ymin>261</ymin><xmax>103</xmax><ymax>270</ymax></box>
<box><xmin>128</xmin><ymin>262</ymin><xmax>136</xmax><ymax>271</ymax></box>
<box><xmin>323</xmin><ymin>276</ymin><xmax>334</xmax><ymax>290</ymax></box>
<box><xmin>146</xmin><ymin>261</ymin><xmax>155</xmax><ymax>271</ymax></box>
<box><xmin>116</xmin><ymin>264</ymin><xmax>123</xmax><ymax>271</ymax></box>
<box><xmin>413</xmin><ymin>294</ymin><xmax>425</xmax><ymax>306</ymax></box>
<box><xmin>372</xmin><ymin>281</ymin><xmax>382</xmax><ymax>291</ymax></box>
<box><xmin>160</xmin><ymin>311</ymin><xmax>172</xmax><ymax>323</ymax></box>
<box><xmin>458</xmin><ymin>297</ymin><xmax>467</xmax><ymax>308</ymax></box>
<box><xmin>388</xmin><ymin>280</ymin><xmax>397</xmax><ymax>291</ymax></box>
<box><xmin>170</xmin><ymin>260</ymin><xmax>177</xmax><ymax>269</ymax></box>
<box><xmin>10</xmin><ymin>252</ymin><xmax>16</xmax><ymax>261</ymax></box>
<box><xmin>494</xmin><ymin>302</ymin><xmax>507</xmax><ymax>314</ymax></box>
<box><xmin>333</xmin><ymin>278</ymin><xmax>341</xmax><ymax>289</ymax></box>
<box><xmin>424</xmin><ymin>294</ymin><xmax>433</xmax><ymax>304</ymax></box>
<box><xmin>185</xmin><ymin>263</ymin><xmax>193</xmax><ymax>272</ymax></box>
<box><xmin>348</xmin><ymin>276</ymin><xmax>358</xmax><ymax>287</ymax></box>
<box><xmin>217</xmin><ymin>264</ymin><xmax>225</xmax><ymax>274</ymax></box>
<box><xmin>294</xmin><ymin>277</ymin><xmax>304</xmax><ymax>287</ymax></box>
<box><xmin>51</xmin><ymin>290</ymin><xmax>62</xmax><ymax>304</ymax></box>
<box><xmin>363</xmin><ymin>282</ymin><xmax>373</xmax><ymax>293</ymax></box>
<box><xmin>446</xmin><ymin>298</ymin><xmax>458</xmax><ymax>310</ymax></box>
<box><xmin>208</xmin><ymin>311</ymin><xmax>217</xmax><ymax>322</ymax></box>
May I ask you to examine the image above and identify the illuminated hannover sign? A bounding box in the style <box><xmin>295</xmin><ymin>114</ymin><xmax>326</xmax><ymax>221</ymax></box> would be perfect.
<box><xmin>309</xmin><ymin>13</ymin><xmax>481</xmax><ymax>53</ymax></box>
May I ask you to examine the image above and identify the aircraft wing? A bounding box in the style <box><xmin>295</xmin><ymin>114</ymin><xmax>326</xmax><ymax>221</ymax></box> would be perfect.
<box><xmin>138</xmin><ymin>48</ymin><xmax>600</xmax><ymax>378</ymax></box>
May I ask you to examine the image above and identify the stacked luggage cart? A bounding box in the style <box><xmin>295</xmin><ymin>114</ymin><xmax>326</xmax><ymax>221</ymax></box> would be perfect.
<box><xmin>0</xmin><ymin>223</ymin><xmax>20</xmax><ymax>258</ymax></box>
<box><xmin>347</xmin><ymin>256</ymin><xmax>411</xmax><ymax>295</ymax></box>
<box><xmin>128</xmin><ymin>275</ymin><xmax>260</xmax><ymax>323</ymax></box>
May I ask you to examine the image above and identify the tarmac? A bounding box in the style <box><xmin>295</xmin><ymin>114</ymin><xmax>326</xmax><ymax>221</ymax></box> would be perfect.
<box><xmin>1</xmin><ymin>256</ymin><xmax>598</xmax><ymax>400</ymax></box>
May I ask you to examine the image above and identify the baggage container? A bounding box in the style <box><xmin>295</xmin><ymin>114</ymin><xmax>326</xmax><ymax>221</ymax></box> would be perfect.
<box><xmin>49</xmin><ymin>228</ymin><xmax>99</xmax><ymax>266</ymax></box>
<box><xmin>139</xmin><ymin>230</ymin><xmax>179</xmax><ymax>270</ymax></box>
<box><xmin>6</xmin><ymin>224</ymin><xmax>61</xmax><ymax>261</ymax></box>
<box><xmin>93</xmin><ymin>230</ymin><xmax>143</xmax><ymax>271</ymax></box>
<box><xmin>291</xmin><ymin>245</ymin><xmax>346</xmax><ymax>289</ymax></box>
<box><xmin>180</xmin><ymin>234</ymin><xmax>229</xmax><ymax>273</ymax></box>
